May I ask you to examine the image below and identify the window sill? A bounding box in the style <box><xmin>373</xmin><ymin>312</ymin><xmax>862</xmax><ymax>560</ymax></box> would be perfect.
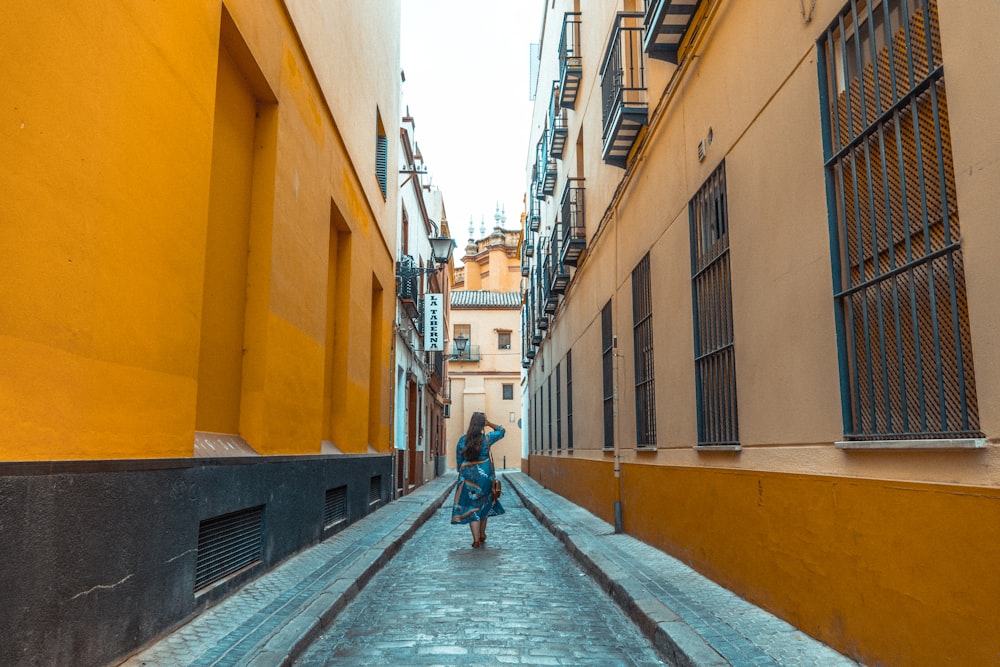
<box><xmin>836</xmin><ymin>438</ymin><xmax>986</xmax><ymax>451</ymax></box>
<box><xmin>694</xmin><ymin>444</ymin><xmax>742</xmax><ymax>452</ymax></box>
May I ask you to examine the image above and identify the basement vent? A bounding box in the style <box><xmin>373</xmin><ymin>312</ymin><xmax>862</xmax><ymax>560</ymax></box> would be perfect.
<box><xmin>195</xmin><ymin>505</ymin><xmax>264</xmax><ymax>591</ymax></box>
<box><xmin>697</xmin><ymin>138</ymin><xmax>707</xmax><ymax>162</ymax></box>
<box><xmin>369</xmin><ymin>475</ymin><xmax>382</xmax><ymax>509</ymax></box>
<box><xmin>324</xmin><ymin>485</ymin><xmax>348</xmax><ymax>528</ymax></box>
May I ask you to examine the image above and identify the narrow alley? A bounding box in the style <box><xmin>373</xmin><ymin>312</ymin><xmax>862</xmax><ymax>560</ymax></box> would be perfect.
<box><xmin>122</xmin><ymin>474</ymin><xmax>858</xmax><ymax>667</ymax></box>
<box><xmin>293</xmin><ymin>485</ymin><xmax>666</xmax><ymax>666</ymax></box>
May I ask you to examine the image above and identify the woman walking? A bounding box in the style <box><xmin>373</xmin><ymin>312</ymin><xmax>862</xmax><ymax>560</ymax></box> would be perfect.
<box><xmin>450</xmin><ymin>412</ymin><xmax>505</xmax><ymax>548</ymax></box>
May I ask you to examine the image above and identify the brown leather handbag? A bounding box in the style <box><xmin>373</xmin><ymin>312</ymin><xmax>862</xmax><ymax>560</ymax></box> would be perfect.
<box><xmin>489</xmin><ymin>447</ymin><xmax>502</xmax><ymax>499</ymax></box>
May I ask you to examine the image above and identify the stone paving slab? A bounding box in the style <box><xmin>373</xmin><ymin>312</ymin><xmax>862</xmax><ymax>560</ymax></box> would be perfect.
<box><xmin>506</xmin><ymin>472</ymin><xmax>863</xmax><ymax>667</ymax></box>
<box><xmin>294</xmin><ymin>482</ymin><xmax>668</xmax><ymax>667</ymax></box>
<box><xmin>119</xmin><ymin>475</ymin><xmax>457</xmax><ymax>667</ymax></box>
<box><xmin>121</xmin><ymin>470</ymin><xmax>865</xmax><ymax>667</ymax></box>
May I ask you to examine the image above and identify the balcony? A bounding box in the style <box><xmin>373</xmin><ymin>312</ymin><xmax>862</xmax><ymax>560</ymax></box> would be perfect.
<box><xmin>536</xmin><ymin>131</ymin><xmax>557</xmax><ymax>197</ymax></box>
<box><xmin>601</xmin><ymin>13</ymin><xmax>648</xmax><ymax>167</ymax></box>
<box><xmin>395</xmin><ymin>255</ymin><xmax>420</xmax><ymax>319</ymax></box>
<box><xmin>559</xmin><ymin>12</ymin><xmax>583</xmax><ymax>109</ymax></box>
<box><xmin>644</xmin><ymin>0</ymin><xmax>702</xmax><ymax>63</ymax></box>
<box><xmin>528</xmin><ymin>183</ymin><xmax>541</xmax><ymax>231</ymax></box>
<box><xmin>548</xmin><ymin>81</ymin><xmax>568</xmax><ymax>159</ymax></box>
<box><xmin>448</xmin><ymin>342</ymin><xmax>480</xmax><ymax>363</ymax></box>
<box><xmin>560</xmin><ymin>178</ymin><xmax>586</xmax><ymax>267</ymax></box>
<box><xmin>549</xmin><ymin>226</ymin><xmax>570</xmax><ymax>295</ymax></box>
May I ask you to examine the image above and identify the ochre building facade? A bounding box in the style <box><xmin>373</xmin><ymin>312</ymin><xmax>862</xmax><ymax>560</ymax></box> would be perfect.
<box><xmin>521</xmin><ymin>1</ymin><xmax>1000</xmax><ymax>665</ymax></box>
<box><xmin>1</xmin><ymin>2</ymin><xmax>402</xmax><ymax>665</ymax></box>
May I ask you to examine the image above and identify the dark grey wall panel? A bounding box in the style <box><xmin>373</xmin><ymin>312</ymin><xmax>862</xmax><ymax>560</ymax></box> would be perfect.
<box><xmin>0</xmin><ymin>454</ymin><xmax>392</xmax><ymax>667</ymax></box>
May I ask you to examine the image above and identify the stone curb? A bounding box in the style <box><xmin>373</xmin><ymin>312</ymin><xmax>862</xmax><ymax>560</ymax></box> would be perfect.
<box><xmin>243</xmin><ymin>476</ymin><xmax>457</xmax><ymax>667</ymax></box>
<box><xmin>506</xmin><ymin>473</ymin><xmax>729</xmax><ymax>667</ymax></box>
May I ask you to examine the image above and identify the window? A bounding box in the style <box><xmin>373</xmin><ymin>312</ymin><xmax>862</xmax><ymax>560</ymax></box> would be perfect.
<box><xmin>632</xmin><ymin>253</ymin><xmax>656</xmax><ymax>447</ymax></box>
<box><xmin>502</xmin><ymin>383</ymin><xmax>514</xmax><ymax>400</ymax></box>
<box><xmin>818</xmin><ymin>0</ymin><xmax>979</xmax><ymax>440</ymax></box>
<box><xmin>566</xmin><ymin>350</ymin><xmax>574</xmax><ymax>450</ymax></box>
<box><xmin>375</xmin><ymin>110</ymin><xmax>388</xmax><ymax>199</ymax></box>
<box><xmin>556</xmin><ymin>363</ymin><xmax>563</xmax><ymax>451</ymax></box>
<box><xmin>547</xmin><ymin>374</ymin><xmax>553</xmax><ymax>451</ymax></box>
<box><xmin>690</xmin><ymin>162</ymin><xmax>738</xmax><ymax>447</ymax></box>
<box><xmin>601</xmin><ymin>300</ymin><xmax>615</xmax><ymax>450</ymax></box>
<box><xmin>498</xmin><ymin>331</ymin><xmax>511</xmax><ymax>349</ymax></box>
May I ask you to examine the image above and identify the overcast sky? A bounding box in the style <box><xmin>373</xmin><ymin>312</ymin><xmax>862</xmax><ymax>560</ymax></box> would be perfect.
<box><xmin>401</xmin><ymin>1</ymin><xmax>544</xmax><ymax>250</ymax></box>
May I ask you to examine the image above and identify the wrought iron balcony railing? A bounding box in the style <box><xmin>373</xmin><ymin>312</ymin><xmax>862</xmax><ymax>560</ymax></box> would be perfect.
<box><xmin>548</xmin><ymin>81</ymin><xmax>568</xmax><ymax>159</ymax></box>
<box><xmin>559</xmin><ymin>12</ymin><xmax>583</xmax><ymax>109</ymax></box>
<box><xmin>601</xmin><ymin>12</ymin><xmax>648</xmax><ymax>167</ymax></box>
<box><xmin>560</xmin><ymin>178</ymin><xmax>586</xmax><ymax>266</ymax></box>
<box><xmin>528</xmin><ymin>183</ymin><xmax>541</xmax><ymax>231</ymax></box>
<box><xmin>395</xmin><ymin>255</ymin><xmax>420</xmax><ymax>319</ymax></box>
<box><xmin>643</xmin><ymin>0</ymin><xmax>702</xmax><ymax>63</ymax></box>
<box><xmin>448</xmin><ymin>343</ymin><xmax>480</xmax><ymax>363</ymax></box>
<box><xmin>550</xmin><ymin>224</ymin><xmax>569</xmax><ymax>295</ymax></box>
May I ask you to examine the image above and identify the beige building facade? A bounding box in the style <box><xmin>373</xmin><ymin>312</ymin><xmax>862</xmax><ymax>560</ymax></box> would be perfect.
<box><xmin>521</xmin><ymin>1</ymin><xmax>1000</xmax><ymax>665</ymax></box>
<box><xmin>446</xmin><ymin>211</ymin><xmax>525</xmax><ymax>472</ymax></box>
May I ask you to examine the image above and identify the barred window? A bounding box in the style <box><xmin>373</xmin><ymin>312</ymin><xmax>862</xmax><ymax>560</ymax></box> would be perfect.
<box><xmin>601</xmin><ymin>300</ymin><xmax>615</xmax><ymax>450</ymax></box>
<box><xmin>689</xmin><ymin>162</ymin><xmax>738</xmax><ymax>447</ymax></box>
<box><xmin>818</xmin><ymin>0</ymin><xmax>979</xmax><ymax>440</ymax></box>
<box><xmin>502</xmin><ymin>384</ymin><xmax>514</xmax><ymax>400</ymax></box>
<box><xmin>566</xmin><ymin>350</ymin><xmax>574</xmax><ymax>450</ymax></box>
<box><xmin>556</xmin><ymin>363</ymin><xmax>563</xmax><ymax>451</ymax></box>
<box><xmin>547</xmin><ymin>374</ymin><xmax>553</xmax><ymax>451</ymax></box>
<box><xmin>632</xmin><ymin>253</ymin><xmax>656</xmax><ymax>448</ymax></box>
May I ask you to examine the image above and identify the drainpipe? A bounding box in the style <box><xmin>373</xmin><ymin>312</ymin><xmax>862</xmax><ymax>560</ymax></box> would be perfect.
<box><xmin>612</xmin><ymin>207</ymin><xmax>624</xmax><ymax>535</ymax></box>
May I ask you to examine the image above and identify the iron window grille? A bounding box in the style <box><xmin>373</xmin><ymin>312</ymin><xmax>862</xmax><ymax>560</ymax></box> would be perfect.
<box><xmin>503</xmin><ymin>383</ymin><xmax>514</xmax><ymax>400</ymax></box>
<box><xmin>632</xmin><ymin>253</ymin><xmax>657</xmax><ymax>448</ymax></box>
<box><xmin>601</xmin><ymin>300</ymin><xmax>615</xmax><ymax>450</ymax></box>
<box><xmin>566</xmin><ymin>350</ymin><xmax>574</xmax><ymax>450</ymax></box>
<box><xmin>547</xmin><ymin>374</ymin><xmax>553</xmax><ymax>451</ymax></box>
<box><xmin>689</xmin><ymin>162</ymin><xmax>739</xmax><ymax>447</ymax></box>
<box><xmin>818</xmin><ymin>0</ymin><xmax>979</xmax><ymax>440</ymax></box>
<box><xmin>556</xmin><ymin>362</ymin><xmax>563</xmax><ymax>451</ymax></box>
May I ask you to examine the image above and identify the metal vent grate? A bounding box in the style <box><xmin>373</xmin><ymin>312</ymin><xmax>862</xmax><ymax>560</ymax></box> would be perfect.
<box><xmin>324</xmin><ymin>485</ymin><xmax>347</xmax><ymax>528</ymax></box>
<box><xmin>368</xmin><ymin>475</ymin><xmax>382</xmax><ymax>508</ymax></box>
<box><xmin>195</xmin><ymin>505</ymin><xmax>264</xmax><ymax>591</ymax></box>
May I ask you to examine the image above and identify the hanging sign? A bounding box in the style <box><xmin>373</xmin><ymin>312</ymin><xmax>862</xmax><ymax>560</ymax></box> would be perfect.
<box><xmin>424</xmin><ymin>293</ymin><xmax>444</xmax><ymax>351</ymax></box>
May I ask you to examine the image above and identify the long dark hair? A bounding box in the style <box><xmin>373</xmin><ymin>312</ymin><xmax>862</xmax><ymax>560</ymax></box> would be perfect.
<box><xmin>463</xmin><ymin>412</ymin><xmax>487</xmax><ymax>461</ymax></box>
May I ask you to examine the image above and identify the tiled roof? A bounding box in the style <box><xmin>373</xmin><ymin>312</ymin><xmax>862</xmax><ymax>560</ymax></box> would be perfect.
<box><xmin>450</xmin><ymin>290</ymin><xmax>522</xmax><ymax>309</ymax></box>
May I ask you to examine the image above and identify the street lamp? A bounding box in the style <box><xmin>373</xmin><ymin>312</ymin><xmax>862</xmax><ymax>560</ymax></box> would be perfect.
<box><xmin>446</xmin><ymin>334</ymin><xmax>469</xmax><ymax>360</ymax></box>
<box><xmin>395</xmin><ymin>222</ymin><xmax>456</xmax><ymax>280</ymax></box>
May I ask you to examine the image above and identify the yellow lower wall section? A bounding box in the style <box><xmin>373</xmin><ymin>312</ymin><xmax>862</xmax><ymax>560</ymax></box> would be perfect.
<box><xmin>530</xmin><ymin>455</ymin><xmax>1000</xmax><ymax>667</ymax></box>
<box><xmin>0</xmin><ymin>336</ymin><xmax>195</xmax><ymax>459</ymax></box>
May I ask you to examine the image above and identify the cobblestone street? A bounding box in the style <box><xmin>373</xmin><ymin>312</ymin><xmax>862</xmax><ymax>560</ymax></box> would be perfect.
<box><xmin>294</xmin><ymin>489</ymin><xmax>667</xmax><ymax>666</ymax></box>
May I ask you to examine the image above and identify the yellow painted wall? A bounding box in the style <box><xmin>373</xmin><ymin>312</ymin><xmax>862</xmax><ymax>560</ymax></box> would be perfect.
<box><xmin>0</xmin><ymin>0</ymin><xmax>400</xmax><ymax>459</ymax></box>
<box><xmin>529</xmin><ymin>454</ymin><xmax>1000</xmax><ymax>665</ymax></box>
<box><xmin>621</xmin><ymin>462</ymin><xmax>1000</xmax><ymax>667</ymax></box>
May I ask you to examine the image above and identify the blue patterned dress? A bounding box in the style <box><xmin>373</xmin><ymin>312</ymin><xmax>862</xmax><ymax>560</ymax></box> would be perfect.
<box><xmin>450</xmin><ymin>426</ymin><xmax>506</xmax><ymax>524</ymax></box>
